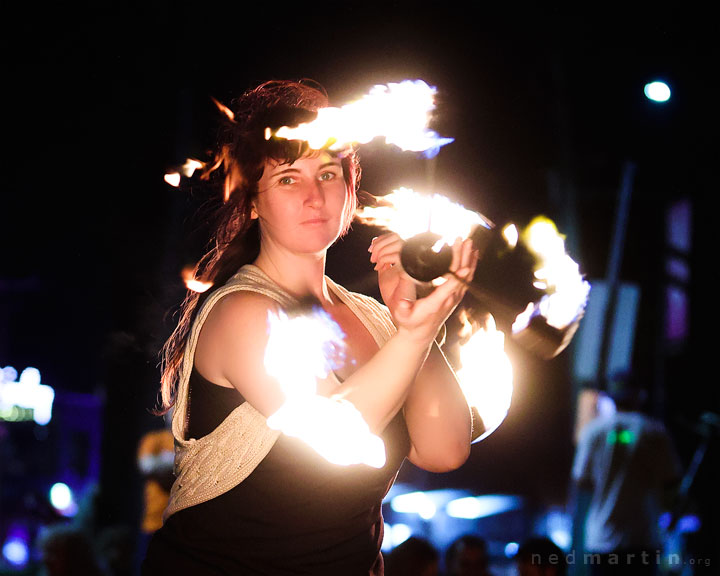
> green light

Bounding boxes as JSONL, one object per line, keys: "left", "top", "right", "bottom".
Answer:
{"left": 606, "top": 429, "right": 636, "bottom": 445}
{"left": 618, "top": 430, "right": 635, "bottom": 444}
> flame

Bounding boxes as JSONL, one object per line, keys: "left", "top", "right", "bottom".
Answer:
{"left": 457, "top": 308, "right": 474, "bottom": 341}
{"left": 211, "top": 96, "right": 235, "bottom": 122}
{"left": 263, "top": 307, "right": 386, "bottom": 468}
{"left": 181, "top": 158, "right": 204, "bottom": 177}
{"left": 164, "top": 158, "right": 205, "bottom": 187}
{"left": 181, "top": 266, "right": 212, "bottom": 293}
{"left": 264, "top": 307, "right": 347, "bottom": 399}
{"left": 164, "top": 172, "right": 181, "bottom": 187}
{"left": 270, "top": 80, "right": 454, "bottom": 157}
{"left": 516, "top": 216, "right": 590, "bottom": 330}
{"left": 356, "top": 188, "right": 489, "bottom": 247}
{"left": 502, "top": 223, "right": 519, "bottom": 248}
{"left": 455, "top": 310, "right": 513, "bottom": 441}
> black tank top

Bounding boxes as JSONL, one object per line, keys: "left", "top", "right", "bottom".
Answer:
{"left": 143, "top": 368, "right": 410, "bottom": 576}
{"left": 185, "top": 367, "right": 243, "bottom": 440}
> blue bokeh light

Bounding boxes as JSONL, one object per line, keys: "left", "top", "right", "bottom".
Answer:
{"left": 644, "top": 80, "right": 671, "bottom": 102}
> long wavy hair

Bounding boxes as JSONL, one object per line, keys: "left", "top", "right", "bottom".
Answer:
{"left": 157, "top": 79, "right": 362, "bottom": 413}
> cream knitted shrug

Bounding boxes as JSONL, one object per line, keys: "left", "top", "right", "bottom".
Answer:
{"left": 164, "top": 265, "right": 397, "bottom": 521}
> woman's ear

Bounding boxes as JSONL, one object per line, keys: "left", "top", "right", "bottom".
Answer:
{"left": 250, "top": 204, "right": 259, "bottom": 219}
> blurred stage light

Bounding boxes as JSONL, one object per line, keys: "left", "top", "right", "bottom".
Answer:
{"left": 504, "top": 541, "right": 520, "bottom": 558}
{"left": 49, "top": 482, "right": 78, "bottom": 517}
{"left": 2, "top": 536, "right": 29, "bottom": 567}
{"left": 390, "top": 491, "right": 437, "bottom": 520}
{"left": 550, "top": 528, "right": 572, "bottom": 550}
{"left": 445, "top": 494, "right": 522, "bottom": 520}
{"left": 382, "top": 523, "right": 413, "bottom": 551}
{"left": 0, "top": 365, "right": 55, "bottom": 425}
{"left": 644, "top": 81, "right": 671, "bottom": 102}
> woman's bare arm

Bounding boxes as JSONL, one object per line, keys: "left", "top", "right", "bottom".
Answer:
{"left": 193, "top": 272, "right": 469, "bottom": 440}
{"left": 370, "top": 233, "right": 477, "bottom": 472}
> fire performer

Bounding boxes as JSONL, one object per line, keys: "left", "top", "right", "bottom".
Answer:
{"left": 142, "top": 79, "right": 478, "bottom": 575}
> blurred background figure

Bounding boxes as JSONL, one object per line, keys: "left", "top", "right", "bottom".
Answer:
{"left": 36, "top": 523, "right": 103, "bottom": 576}
{"left": 515, "top": 537, "right": 566, "bottom": 576}
{"left": 571, "top": 373, "right": 681, "bottom": 575}
{"left": 136, "top": 421, "right": 174, "bottom": 568}
{"left": 136, "top": 424, "right": 174, "bottom": 534}
{"left": 95, "top": 525, "right": 136, "bottom": 576}
{"left": 445, "top": 534, "right": 494, "bottom": 576}
{"left": 385, "top": 536, "right": 439, "bottom": 576}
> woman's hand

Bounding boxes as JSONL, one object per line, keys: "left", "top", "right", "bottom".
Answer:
{"left": 369, "top": 232, "right": 417, "bottom": 318}
{"left": 370, "top": 233, "right": 479, "bottom": 346}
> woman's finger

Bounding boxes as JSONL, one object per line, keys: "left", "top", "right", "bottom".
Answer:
{"left": 369, "top": 233, "right": 404, "bottom": 263}
{"left": 455, "top": 239, "right": 477, "bottom": 281}
{"left": 369, "top": 232, "right": 401, "bottom": 252}
{"left": 448, "top": 237, "right": 463, "bottom": 273}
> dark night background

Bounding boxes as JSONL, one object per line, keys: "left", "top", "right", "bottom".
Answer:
{"left": 1, "top": 2, "right": 718, "bottom": 572}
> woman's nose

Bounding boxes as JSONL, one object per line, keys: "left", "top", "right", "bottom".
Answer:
{"left": 305, "top": 181, "right": 325, "bottom": 207}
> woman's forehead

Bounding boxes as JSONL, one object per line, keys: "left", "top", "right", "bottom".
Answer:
{"left": 265, "top": 151, "right": 341, "bottom": 171}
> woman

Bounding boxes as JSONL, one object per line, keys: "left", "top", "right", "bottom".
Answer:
{"left": 142, "top": 79, "right": 478, "bottom": 575}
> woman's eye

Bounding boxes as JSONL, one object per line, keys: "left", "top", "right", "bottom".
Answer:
{"left": 278, "top": 176, "right": 296, "bottom": 185}
{"left": 319, "top": 171, "right": 338, "bottom": 181}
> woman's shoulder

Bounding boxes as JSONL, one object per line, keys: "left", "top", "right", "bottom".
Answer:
{"left": 206, "top": 289, "right": 280, "bottom": 329}
{"left": 193, "top": 286, "right": 283, "bottom": 392}
{"left": 326, "top": 277, "right": 386, "bottom": 310}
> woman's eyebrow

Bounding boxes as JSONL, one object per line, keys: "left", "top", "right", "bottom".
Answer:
{"left": 319, "top": 161, "right": 342, "bottom": 169}
{"left": 270, "top": 167, "right": 301, "bottom": 177}
{"left": 270, "top": 161, "right": 341, "bottom": 177}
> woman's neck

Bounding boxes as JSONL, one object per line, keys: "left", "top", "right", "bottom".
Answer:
{"left": 253, "top": 246, "right": 333, "bottom": 306}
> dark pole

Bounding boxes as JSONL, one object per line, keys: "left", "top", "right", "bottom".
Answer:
{"left": 597, "top": 161, "right": 635, "bottom": 390}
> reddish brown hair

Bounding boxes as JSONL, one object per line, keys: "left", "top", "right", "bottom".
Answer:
{"left": 157, "top": 80, "right": 361, "bottom": 413}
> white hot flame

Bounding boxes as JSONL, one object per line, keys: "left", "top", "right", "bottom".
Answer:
{"left": 164, "top": 172, "right": 181, "bottom": 187}
{"left": 455, "top": 312, "right": 513, "bottom": 442}
{"left": 356, "top": 188, "right": 490, "bottom": 247}
{"left": 271, "top": 80, "right": 454, "bottom": 157}
{"left": 263, "top": 307, "right": 386, "bottom": 468}
{"left": 502, "top": 223, "right": 519, "bottom": 249}
{"left": 516, "top": 217, "right": 590, "bottom": 331}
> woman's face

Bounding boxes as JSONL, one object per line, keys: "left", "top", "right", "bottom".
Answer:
{"left": 253, "top": 151, "right": 349, "bottom": 256}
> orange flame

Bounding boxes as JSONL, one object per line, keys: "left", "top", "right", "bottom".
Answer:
{"left": 181, "top": 266, "right": 212, "bottom": 293}
{"left": 211, "top": 97, "right": 235, "bottom": 122}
